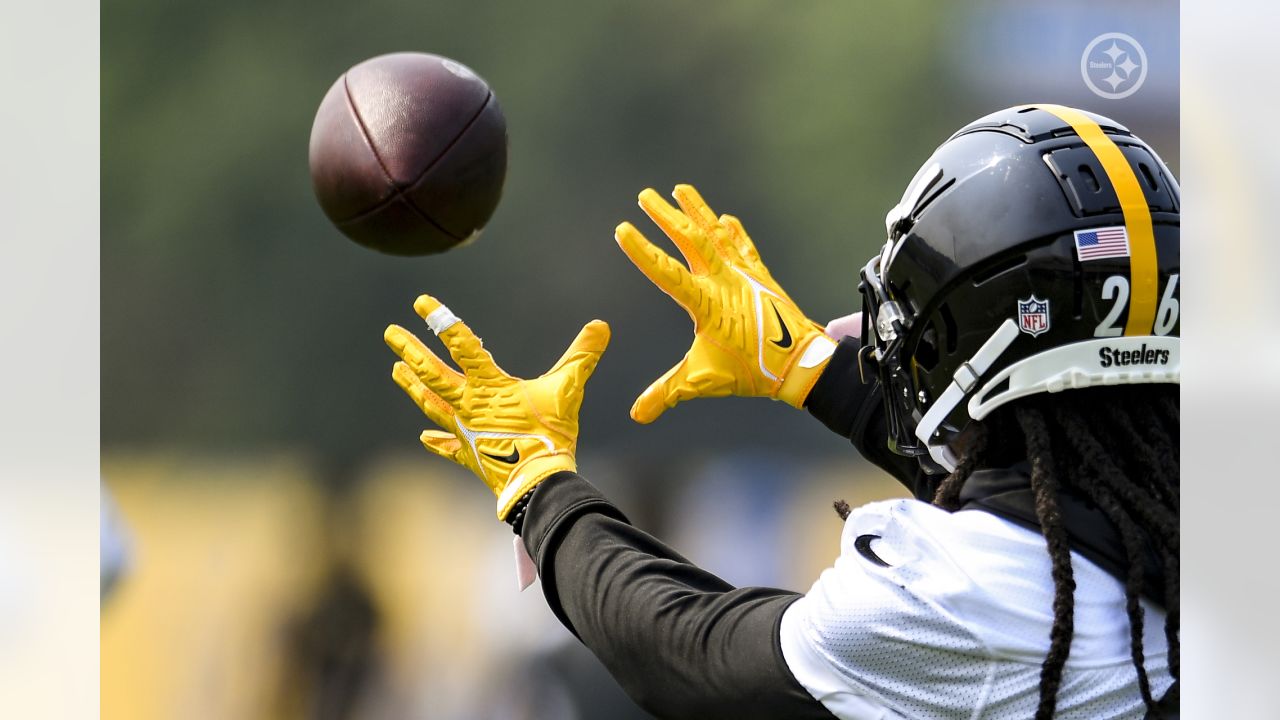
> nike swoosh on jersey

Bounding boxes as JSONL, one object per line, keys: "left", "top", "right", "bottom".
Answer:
{"left": 769, "top": 301, "right": 793, "bottom": 349}
{"left": 854, "top": 534, "right": 892, "bottom": 567}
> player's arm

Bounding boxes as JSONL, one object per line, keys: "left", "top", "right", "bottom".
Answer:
{"left": 520, "top": 472, "right": 837, "bottom": 720}
{"left": 384, "top": 296, "right": 833, "bottom": 719}
{"left": 803, "top": 323, "right": 929, "bottom": 495}
{"left": 616, "top": 185, "right": 929, "bottom": 495}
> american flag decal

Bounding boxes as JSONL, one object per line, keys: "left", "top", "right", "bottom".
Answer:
{"left": 1073, "top": 226, "right": 1131, "bottom": 262}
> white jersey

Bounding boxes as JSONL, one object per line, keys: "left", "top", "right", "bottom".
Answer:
{"left": 780, "top": 498, "right": 1172, "bottom": 719}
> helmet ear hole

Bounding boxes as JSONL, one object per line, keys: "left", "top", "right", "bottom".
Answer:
{"left": 940, "top": 303, "right": 959, "bottom": 355}
{"left": 913, "top": 304, "right": 958, "bottom": 372}
{"left": 914, "top": 323, "right": 940, "bottom": 372}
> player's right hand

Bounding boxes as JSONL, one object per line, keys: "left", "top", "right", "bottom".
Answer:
{"left": 385, "top": 294, "right": 610, "bottom": 521}
{"left": 615, "top": 184, "right": 837, "bottom": 423}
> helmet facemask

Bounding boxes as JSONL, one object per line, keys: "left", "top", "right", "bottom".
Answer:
{"left": 858, "top": 243, "right": 948, "bottom": 470}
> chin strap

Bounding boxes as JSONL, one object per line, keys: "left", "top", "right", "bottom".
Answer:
{"left": 914, "top": 319, "right": 1021, "bottom": 472}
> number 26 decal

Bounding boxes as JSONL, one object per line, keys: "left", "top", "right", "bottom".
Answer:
{"left": 1094, "top": 273, "right": 1180, "bottom": 337}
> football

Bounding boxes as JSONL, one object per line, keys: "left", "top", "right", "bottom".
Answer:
{"left": 308, "top": 52, "right": 508, "bottom": 256}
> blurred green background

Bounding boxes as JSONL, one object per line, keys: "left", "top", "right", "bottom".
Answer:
{"left": 102, "top": 1, "right": 1178, "bottom": 717}
{"left": 104, "top": 1, "right": 962, "bottom": 469}
{"left": 103, "top": 0, "right": 1178, "bottom": 469}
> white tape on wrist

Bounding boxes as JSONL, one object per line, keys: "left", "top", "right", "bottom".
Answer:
{"left": 424, "top": 305, "right": 460, "bottom": 335}
{"left": 514, "top": 535, "right": 537, "bottom": 591}
{"left": 797, "top": 335, "right": 838, "bottom": 369}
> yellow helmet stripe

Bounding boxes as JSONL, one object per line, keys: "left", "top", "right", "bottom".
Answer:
{"left": 1031, "top": 104, "right": 1158, "bottom": 336}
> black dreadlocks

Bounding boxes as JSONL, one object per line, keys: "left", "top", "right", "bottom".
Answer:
{"left": 933, "top": 384, "right": 1179, "bottom": 719}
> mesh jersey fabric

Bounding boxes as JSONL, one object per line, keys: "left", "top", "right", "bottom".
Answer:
{"left": 780, "top": 499, "right": 1172, "bottom": 720}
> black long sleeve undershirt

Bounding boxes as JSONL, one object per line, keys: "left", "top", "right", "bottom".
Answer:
{"left": 804, "top": 336, "right": 940, "bottom": 500}
{"left": 511, "top": 339, "right": 905, "bottom": 719}
{"left": 521, "top": 472, "right": 835, "bottom": 720}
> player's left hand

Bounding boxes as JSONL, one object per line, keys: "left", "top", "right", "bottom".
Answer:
{"left": 385, "top": 294, "right": 610, "bottom": 521}
{"left": 616, "top": 184, "right": 837, "bottom": 423}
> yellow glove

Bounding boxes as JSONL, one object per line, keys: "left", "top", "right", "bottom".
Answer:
{"left": 616, "top": 184, "right": 837, "bottom": 423}
{"left": 384, "top": 294, "right": 610, "bottom": 520}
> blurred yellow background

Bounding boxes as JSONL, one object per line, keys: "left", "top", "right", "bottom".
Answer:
{"left": 102, "top": 457, "right": 903, "bottom": 719}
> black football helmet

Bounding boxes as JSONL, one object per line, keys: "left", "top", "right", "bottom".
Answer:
{"left": 859, "top": 104, "right": 1180, "bottom": 472}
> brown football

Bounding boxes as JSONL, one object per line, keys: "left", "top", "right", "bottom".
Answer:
{"left": 308, "top": 52, "right": 508, "bottom": 256}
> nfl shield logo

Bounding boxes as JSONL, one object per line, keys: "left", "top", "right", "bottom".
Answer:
{"left": 1017, "top": 295, "right": 1051, "bottom": 337}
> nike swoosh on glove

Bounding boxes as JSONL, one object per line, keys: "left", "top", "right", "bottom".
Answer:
{"left": 385, "top": 294, "right": 610, "bottom": 520}
{"left": 615, "top": 184, "right": 837, "bottom": 423}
